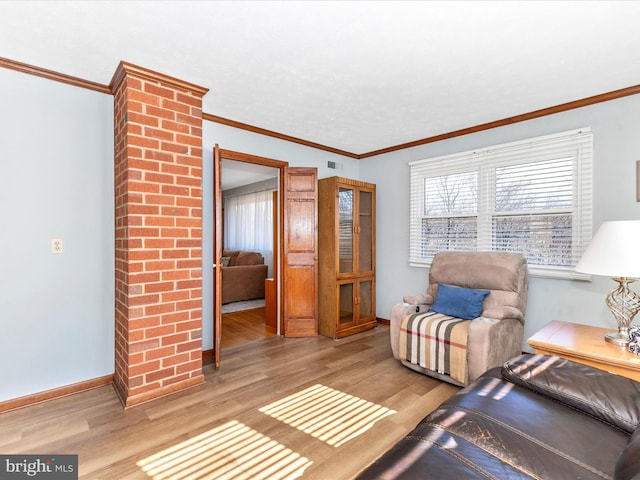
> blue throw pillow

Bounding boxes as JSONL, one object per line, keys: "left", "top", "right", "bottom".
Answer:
{"left": 430, "top": 284, "right": 490, "bottom": 320}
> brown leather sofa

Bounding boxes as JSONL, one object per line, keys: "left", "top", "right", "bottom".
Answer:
{"left": 221, "top": 250, "right": 268, "bottom": 304}
{"left": 356, "top": 354, "right": 640, "bottom": 480}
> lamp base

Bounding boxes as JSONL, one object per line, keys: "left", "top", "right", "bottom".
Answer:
{"left": 604, "top": 331, "right": 630, "bottom": 346}
{"left": 604, "top": 277, "right": 640, "bottom": 347}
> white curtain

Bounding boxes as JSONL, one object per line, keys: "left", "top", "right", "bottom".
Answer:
{"left": 224, "top": 189, "right": 274, "bottom": 276}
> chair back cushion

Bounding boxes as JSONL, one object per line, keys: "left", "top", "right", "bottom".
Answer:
{"left": 235, "top": 251, "right": 264, "bottom": 266}
{"left": 427, "top": 251, "right": 528, "bottom": 319}
{"left": 222, "top": 250, "right": 264, "bottom": 267}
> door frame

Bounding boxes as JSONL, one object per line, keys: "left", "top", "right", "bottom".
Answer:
{"left": 215, "top": 149, "right": 288, "bottom": 356}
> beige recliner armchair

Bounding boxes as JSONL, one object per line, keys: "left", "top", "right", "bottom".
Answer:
{"left": 390, "top": 251, "right": 528, "bottom": 386}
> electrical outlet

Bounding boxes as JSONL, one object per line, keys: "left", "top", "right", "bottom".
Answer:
{"left": 51, "top": 238, "right": 64, "bottom": 254}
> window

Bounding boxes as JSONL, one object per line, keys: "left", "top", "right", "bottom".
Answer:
{"left": 409, "top": 128, "right": 593, "bottom": 279}
{"left": 224, "top": 189, "right": 275, "bottom": 273}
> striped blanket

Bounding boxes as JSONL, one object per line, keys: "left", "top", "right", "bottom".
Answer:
{"left": 398, "top": 311, "right": 470, "bottom": 384}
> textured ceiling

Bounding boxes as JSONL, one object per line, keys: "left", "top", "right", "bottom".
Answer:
{"left": 221, "top": 159, "right": 277, "bottom": 191}
{"left": 1, "top": 1, "right": 640, "bottom": 155}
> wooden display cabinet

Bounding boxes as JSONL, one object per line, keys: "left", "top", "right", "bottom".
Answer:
{"left": 318, "top": 176, "right": 376, "bottom": 338}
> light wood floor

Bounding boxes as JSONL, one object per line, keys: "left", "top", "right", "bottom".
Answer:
{"left": 221, "top": 307, "right": 275, "bottom": 349}
{"left": 0, "top": 325, "right": 459, "bottom": 480}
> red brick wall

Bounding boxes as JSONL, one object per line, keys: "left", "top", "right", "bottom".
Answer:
{"left": 111, "top": 62, "right": 208, "bottom": 407}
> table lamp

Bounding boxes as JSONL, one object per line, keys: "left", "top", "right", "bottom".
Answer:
{"left": 574, "top": 220, "right": 640, "bottom": 346}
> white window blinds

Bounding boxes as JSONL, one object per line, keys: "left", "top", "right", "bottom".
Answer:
{"left": 409, "top": 128, "right": 593, "bottom": 279}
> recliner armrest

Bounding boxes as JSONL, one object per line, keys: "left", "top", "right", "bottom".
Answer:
{"left": 481, "top": 305, "right": 524, "bottom": 323}
{"left": 402, "top": 293, "right": 433, "bottom": 306}
{"left": 503, "top": 354, "right": 640, "bottom": 433}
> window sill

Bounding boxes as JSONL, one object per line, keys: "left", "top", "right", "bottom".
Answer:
{"left": 410, "top": 260, "right": 591, "bottom": 281}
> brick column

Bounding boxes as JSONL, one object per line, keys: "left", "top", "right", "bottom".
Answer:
{"left": 110, "top": 62, "right": 208, "bottom": 408}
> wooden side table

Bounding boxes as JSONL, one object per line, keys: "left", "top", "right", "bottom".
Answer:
{"left": 527, "top": 320, "right": 640, "bottom": 381}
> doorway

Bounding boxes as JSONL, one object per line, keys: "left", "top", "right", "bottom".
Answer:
{"left": 213, "top": 149, "right": 287, "bottom": 367}
{"left": 220, "top": 158, "right": 279, "bottom": 349}
{"left": 213, "top": 148, "right": 319, "bottom": 369}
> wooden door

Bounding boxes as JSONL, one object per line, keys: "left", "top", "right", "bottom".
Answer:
{"left": 282, "top": 167, "right": 318, "bottom": 337}
{"left": 212, "top": 145, "right": 223, "bottom": 369}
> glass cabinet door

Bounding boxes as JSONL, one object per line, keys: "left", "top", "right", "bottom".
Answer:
{"left": 358, "top": 279, "right": 373, "bottom": 321}
{"left": 338, "top": 282, "right": 354, "bottom": 325}
{"left": 338, "top": 187, "right": 354, "bottom": 274}
{"left": 358, "top": 189, "right": 373, "bottom": 273}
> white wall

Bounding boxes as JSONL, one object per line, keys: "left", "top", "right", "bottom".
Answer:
{"left": 0, "top": 68, "right": 114, "bottom": 402}
{"left": 360, "top": 94, "right": 640, "bottom": 350}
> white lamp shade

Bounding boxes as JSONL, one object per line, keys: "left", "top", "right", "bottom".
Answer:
{"left": 575, "top": 220, "right": 640, "bottom": 278}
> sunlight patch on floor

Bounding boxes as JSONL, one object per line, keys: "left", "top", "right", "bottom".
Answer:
{"left": 137, "top": 420, "right": 312, "bottom": 480}
{"left": 259, "top": 384, "right": 397, "bottom": 447}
